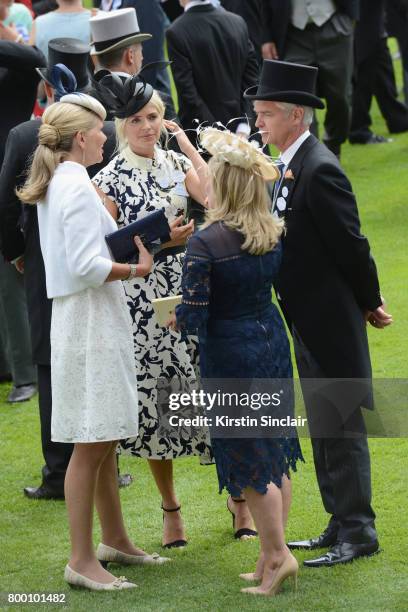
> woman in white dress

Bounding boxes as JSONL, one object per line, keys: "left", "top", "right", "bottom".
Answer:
{"left": 18, "top": 93, "right": 169, "bottom": 591}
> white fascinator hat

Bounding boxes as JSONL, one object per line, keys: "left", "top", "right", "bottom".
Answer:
{"left": 199, "top": 127, "right": 279, "bottom": 182}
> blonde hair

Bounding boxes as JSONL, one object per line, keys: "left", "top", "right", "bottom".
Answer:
{"left": 114, "top": 90, "right": 167, "bottom": 152}
{"left": 17, "top": 99, "right": 102, "bottom": 204}
{"left": 202, "top": 158, "right": 284, "bottom": 255}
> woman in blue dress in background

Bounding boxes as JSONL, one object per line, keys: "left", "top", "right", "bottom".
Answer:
{"left": 172, "top": 128, "right": 304, "bottom": 598}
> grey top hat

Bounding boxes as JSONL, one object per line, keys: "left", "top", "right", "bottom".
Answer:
{"left": 90, "top": 8, "right": 152, "bottom": 56}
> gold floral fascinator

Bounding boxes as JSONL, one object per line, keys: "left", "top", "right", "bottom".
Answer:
{"left": 199, "top": 127, "right": 280, "bottom": 182}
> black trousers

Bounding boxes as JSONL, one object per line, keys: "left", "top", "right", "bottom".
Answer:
{"left": 37, "top": 364, "right": 73, "bottom": 493}
{"left": 350, "top": 37, "right": 408, "bottom": 140}
{"left": 284, "top": 19, "right": 354, "bottom": 151}
{"left": 293, "top": 329, "right": 377, "bottom": 545}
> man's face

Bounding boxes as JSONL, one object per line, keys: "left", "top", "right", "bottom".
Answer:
{"left": 254, "top": 100, "right": 294, "bottom": 149}
{"left": 0, "top": 0, "right": 13, "bottom": 22}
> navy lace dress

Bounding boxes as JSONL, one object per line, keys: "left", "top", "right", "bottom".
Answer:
{"left": 176, "top": 222, "right": 304, "bottom": 496}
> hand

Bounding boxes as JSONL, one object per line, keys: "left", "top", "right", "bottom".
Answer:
{"left": 134, "top": 235, "right": 153, "bottom": 276}
{"left": 0, "top": 22, "right": 20, "bottom": 42}
{"left": 14, "top": 256, "right": 24, "bottom": 274}
{"left": 165, "top": 313, "right": 178, "bottom": 331}
{"left": 365, "top": 302, "right": 393, "bottom": 329}
{"left": 169, "top": 215, "right": 194, "bottom": 242}
{"left": 164, "top": 120, "right": 193, "bottom": 155}
{"left": 262, "top": 41, "right": 279, "bottom": 60}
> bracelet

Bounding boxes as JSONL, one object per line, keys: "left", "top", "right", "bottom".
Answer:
{"left": 125, "top": 263, "right": 138, "bottom": 280}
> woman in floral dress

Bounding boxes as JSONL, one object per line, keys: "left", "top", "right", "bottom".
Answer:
{"left": 93, "top": 75, "right": 212, "bottom": 548}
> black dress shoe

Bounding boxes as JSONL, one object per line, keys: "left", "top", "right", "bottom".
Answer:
{"left": 118, "top": 473, "right": 133, "bottom": 488}
{"left": 303, "top": 540, "right": 380, "bottom": 567}
{"left": 7, "top": 383, "right": 37, "bottom": 403}
{"left": 287, "top": 525, "right": 338, "bottom": 550}
{"left": 24, "top": 485, "right": 65, "bottom": 500}
{"left": 350, "top": 133, "right": 392, "bottom": 145}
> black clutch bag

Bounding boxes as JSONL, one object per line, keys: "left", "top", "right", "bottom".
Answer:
{"left": 105, "top": 209, "right": 171, "bottom": 263}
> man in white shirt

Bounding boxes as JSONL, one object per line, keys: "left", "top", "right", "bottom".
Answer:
{"left": 90, "top": 7, "right": 176, "bottom": 119}
{"left": 245, "top": 59, "right": 392, "bottom": 567}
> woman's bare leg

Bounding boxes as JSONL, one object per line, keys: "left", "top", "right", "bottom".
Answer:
{"left": 243, "top": 484, "right": 290, "bottom": 593}
{"left": 65, "top": 441, "right": 119, "bottom": 582}
{"left": 240, "top": 475, "right": 292, "bottom": 580}
{"left": 148, "top": 459, "right": 186, "bottom": 546}
{"left": 95, "top": 443, "right": 147, "bottom": 555}
{"left": 227, "top": 495, "right": 256, "bottom": 535}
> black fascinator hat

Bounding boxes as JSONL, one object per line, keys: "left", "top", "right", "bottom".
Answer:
{"left": 93, "top": 71, "right": 154, "bottom": 119}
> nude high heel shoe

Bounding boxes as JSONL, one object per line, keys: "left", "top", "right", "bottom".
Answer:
{"left": 241, "top": 553, "right": 298, "bottom": 596}
{"left": 64, "top": 565, "right": 137, "bottom": 591}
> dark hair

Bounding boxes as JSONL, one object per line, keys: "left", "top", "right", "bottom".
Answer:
{"left": 98, "top": 46, "right": 129, "bottom": 70}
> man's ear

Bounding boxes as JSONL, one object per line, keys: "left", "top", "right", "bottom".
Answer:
{"left": 293, "top": 106, "right": 305, "bottom": 125}
{"left": 44, "top": 81, "right": 54, "bottom": 103}
{"left": 124, "top": 46, "right": 134, "bottom": 67}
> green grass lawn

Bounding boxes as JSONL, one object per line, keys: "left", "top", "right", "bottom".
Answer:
{"left": 1, "top": 51, "right": 408, "bottom": 612}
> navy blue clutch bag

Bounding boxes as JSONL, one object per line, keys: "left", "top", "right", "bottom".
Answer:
{"left": 105, "top": 209, "right": 171, "bottom": 263}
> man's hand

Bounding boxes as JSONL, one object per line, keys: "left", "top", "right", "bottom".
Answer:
{"left": 262, "top": 41, "right": 279, "bottom": 60}
{"left": 366, "top": 302, "right": 393, "bottom": 329}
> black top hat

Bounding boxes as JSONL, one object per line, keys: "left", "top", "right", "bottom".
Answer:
{"left": 244, "top": 60, "right": 324, "bottom": 109}
{"left": 36, "top": 38, "right": 91, "bottom": 93}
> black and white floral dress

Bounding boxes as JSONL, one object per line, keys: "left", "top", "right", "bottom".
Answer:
{"left": 94, "top": 146, "right": 212, "bottom": 461}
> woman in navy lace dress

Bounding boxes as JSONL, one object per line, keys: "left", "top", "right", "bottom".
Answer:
{"left": 172, "top": 128, "right": 304, "bottom": 597}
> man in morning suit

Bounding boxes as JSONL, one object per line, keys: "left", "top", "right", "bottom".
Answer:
{"left": 261, "top": 0, "right": 359, "bottom": 158}
{"left": 245, "top": 59, "right": 393, "bottom": 566}
{"left": 166, "top": 0, "right": 259, "bottom": 139}
{"left": 349, "top": 0, "right": 408, "bottom": 144}
{"left": 90, "top": 8, "right": 177, "bottom": 120}
{"left": 0, "top": 21, "right": 46, "bottom": 404}
{"left": 220, "top": 0, "right": 264, "bottom": 63}
{"left": 0, "top": 38, "right": 116, "bottom": 500}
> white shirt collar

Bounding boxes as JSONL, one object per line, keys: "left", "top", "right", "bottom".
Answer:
{"left": 113, "top": 70, "right": 132, "bottom": 78}
{"left": 280, "top": 130, "right": 311, "bottom": 167}
{"left": 185, "top": 1, "right": 211, "bottom": 12}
